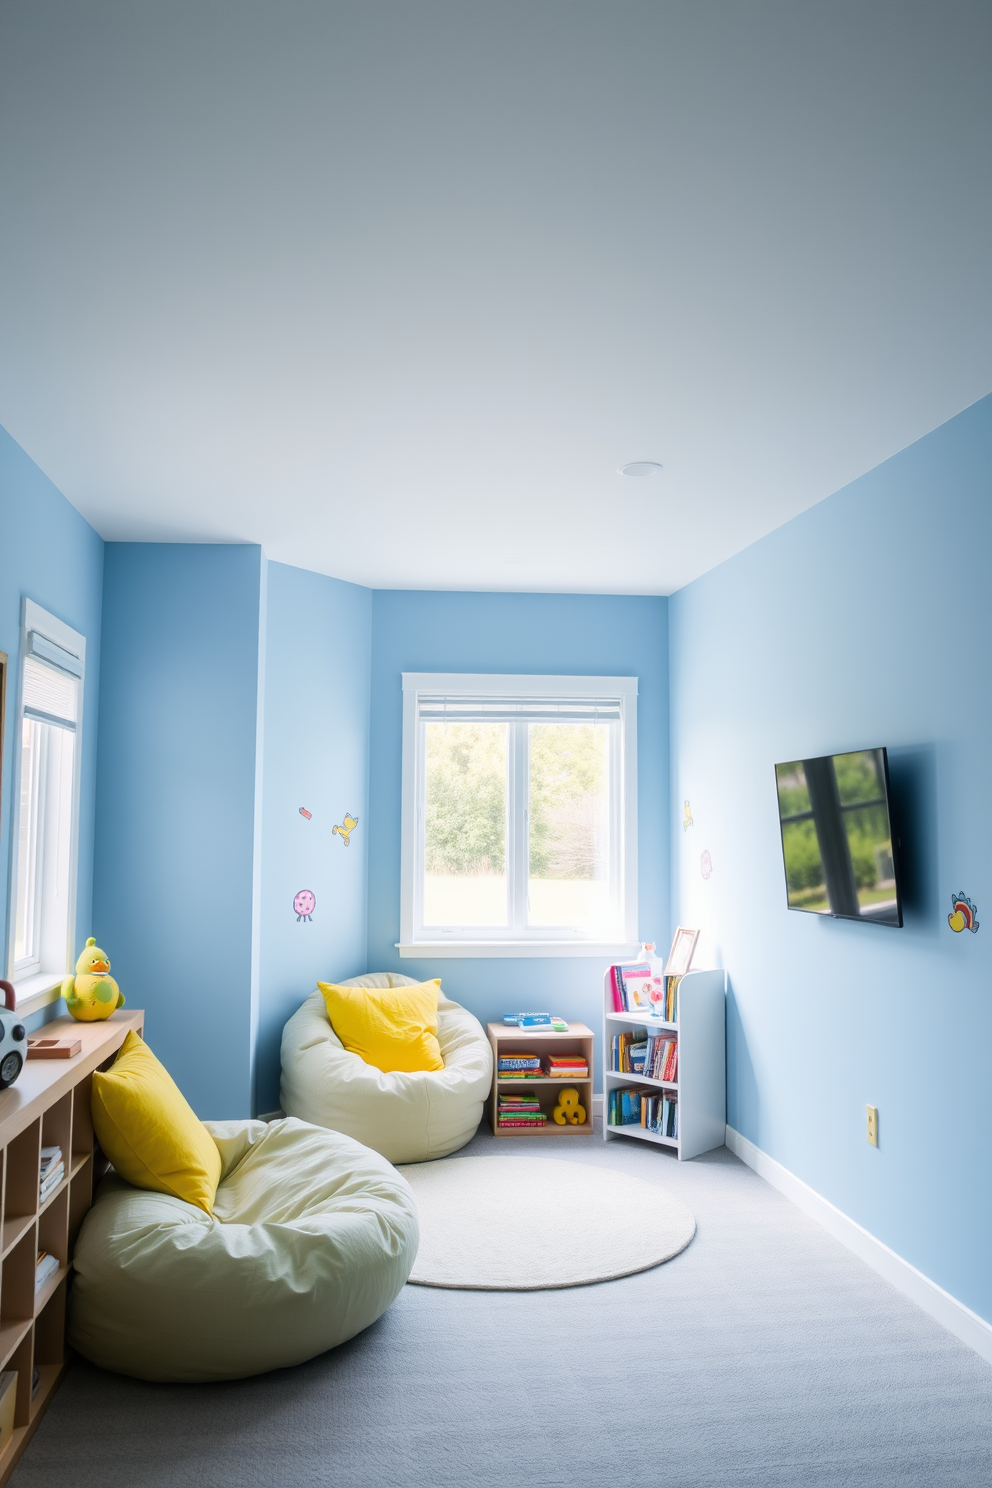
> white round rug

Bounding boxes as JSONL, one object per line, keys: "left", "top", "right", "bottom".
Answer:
{"left": 398, "top": 1155, "right": 695, "bottom": 1290}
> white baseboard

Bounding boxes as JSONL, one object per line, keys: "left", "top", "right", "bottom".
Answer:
{"left": 725, "top": 1125, "right": 992, "bottom": 1368}
{"left": 592, "top": 1093, "right": 603, "bottom": 1118}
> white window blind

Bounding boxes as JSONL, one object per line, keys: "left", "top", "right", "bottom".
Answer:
{"left": 23, "top": 653, "right": 78, "bottom": 729}
{"left": 416, "top": 694, "right": 623, "bottom": 724}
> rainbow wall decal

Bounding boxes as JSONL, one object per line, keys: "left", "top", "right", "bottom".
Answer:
{"left": 948, "top": 893, "right": 979, "bottom": 934}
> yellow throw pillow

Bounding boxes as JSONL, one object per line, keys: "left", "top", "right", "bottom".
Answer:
{"left": 318, "top": 979, "right": 445, "bottom": 1073}
{"left": 91, "top": 1029, "right": 222, "bottom": 1214}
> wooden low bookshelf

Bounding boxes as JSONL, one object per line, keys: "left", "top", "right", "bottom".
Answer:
{"left": 487, "top": 1022, "right": 595, "bottom": 1136}
{"left": 0, "top": 1009, "right": 142, "bottom": 1486}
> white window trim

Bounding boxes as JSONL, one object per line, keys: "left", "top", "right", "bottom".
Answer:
{"left": 398, "top": 672, "right": 639, "bottom": 959}
{"left": 5, "top": 599, "right": 85, "bottom": 1014}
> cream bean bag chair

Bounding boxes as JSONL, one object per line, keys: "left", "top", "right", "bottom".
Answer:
{"left": 280, "top": 973, "right": 493, "bottom": 1164}
{"left": 69, "top": 1117, "right": 418, "bottom": 1383}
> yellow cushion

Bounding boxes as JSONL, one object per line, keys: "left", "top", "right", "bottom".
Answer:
{"left": 91, "top": 1030, "right": 222, "bottom": 1214}
{"left": 317, "top": 979, "right": 445, "bottom": 1073}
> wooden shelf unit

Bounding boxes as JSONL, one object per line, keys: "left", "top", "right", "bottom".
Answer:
{"left": 0, "top": 1010, "right": 143, "bottom": 1486}
{"left": 603, "top": 968, "right": 726, "bottom": 1160}
{"left": 487, "top": 1022, "right": 595, "bottom": 1136}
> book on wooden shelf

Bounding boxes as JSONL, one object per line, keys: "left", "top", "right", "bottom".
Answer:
{"left": 500, "top": 1056, "right": 589, "bottom": 1079}
{"left": 35, "top": 1251, "right": 59, "bottom": 1291}
{"left": 545, "top": 1055, "right": 589, "bottom": 1078}
{"left": 40, "top": 1145, "right": 64, "bottom": 1201}
{"left": 497, "top": 1054, "right": 542, "bottom": 1075}
{"left": 497, "top": 1094, "right": 547, "bottom": 1129}
{"left": 502, "top": 1012, "right": 568, "bottom": 1030}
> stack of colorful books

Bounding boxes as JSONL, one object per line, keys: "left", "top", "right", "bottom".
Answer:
{"left": 608, "top": 1087, "right": 678, "bottom": 1138}
{"left": 545, "top": 1053, "right": 588, "bottom": 1079}
{"left": 497, "top": 1094, "right": 547, "bottom": 1129}
{"left": 497, "top": 1053, "right": 542, "bottom": 1080}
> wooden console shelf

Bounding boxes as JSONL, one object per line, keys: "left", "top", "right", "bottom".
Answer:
{"left": 0, "top": 1009, "right": 143, "bottom": 1486}
{"left": 487, "top": 1022, "right": 595, "bottom": 1136}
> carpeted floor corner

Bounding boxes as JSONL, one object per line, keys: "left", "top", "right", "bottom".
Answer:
{"left": 12, "top": 1122, "right": 992, "bottom": 1488}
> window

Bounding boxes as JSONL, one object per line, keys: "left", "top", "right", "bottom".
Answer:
{"left": 400, "top": 674, "right": 637, "bottom": 956}
{"left": 8, "top": 601, "right": 85, "bottom": 1004}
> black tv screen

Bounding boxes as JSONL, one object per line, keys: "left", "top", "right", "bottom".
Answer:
{"left": 775, "top": 748, "right": 902, "bottom": 926}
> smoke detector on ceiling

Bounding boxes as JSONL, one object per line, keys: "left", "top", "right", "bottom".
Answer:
{"left": 619, "top": 461, "right": 663, "bottom": 477}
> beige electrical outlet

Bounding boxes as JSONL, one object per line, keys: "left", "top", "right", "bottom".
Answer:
{"left": 866, "top": 1105, "right": 878, "bottom": 1146}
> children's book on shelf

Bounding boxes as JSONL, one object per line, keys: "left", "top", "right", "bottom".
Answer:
{"left": 619, "top": 962, "right": 655, "bottom": 1009}
{"left": 545, "top": 1054, "right": 589, "bottom": 1078}
{"left": 609, "top": 963, "right": 682, "bottom": 1022}
{"left": 502, "top": 1012, "right": 568, "bottom": 1030}
{"left": 497, "top": 1053, "right": 542, "bottom": 1079}
{"left": 35, "top": 1251, "right": 59, "bottom": 1291}
{"left": 608, "top": 1086, "right": 678, "bottom": 1138}
{"left": 611, "top": 1029, "right": 646, "bottom": 1073}
{"left": 610, "top": 1031, "right": 678, "bottom": 1080}
{"left": 40, "top": 1144, "right": 64, "bottom": 1201}
{"left": 497, "top": 1093, "right": 547, "bottom": 1128}
{"left": 648, "top": 1034, "right": 677, "bottom": 1081}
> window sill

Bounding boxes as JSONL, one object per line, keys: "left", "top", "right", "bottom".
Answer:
{"left": 8, "top": 972, "right": 65, "bottom": 1016}
{"left": 396, "top": 941, "right": 639, "bottom": 960}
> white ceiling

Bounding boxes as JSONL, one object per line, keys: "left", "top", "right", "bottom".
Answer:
{"left": 1, "top": 2, "right": 990, "bottom": 595}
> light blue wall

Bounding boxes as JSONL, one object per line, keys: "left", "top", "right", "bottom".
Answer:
{"left": 669, "top": 392, "right": 992, "bottom": 1322}
{"left": 0, "top": 425, "right": 104, "bottom": 1027}
{"left": 256, "top": 561, "right": 372, "bottom": 1114}
{"left": 94, "top": 543, "right": 265, "bottom": 1118}
{"left": 367, "top": 590, "right": 670, "bottom": 1082}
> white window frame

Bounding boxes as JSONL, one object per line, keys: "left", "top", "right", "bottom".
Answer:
{"left": 5, "top": 599, "right": 85, "bottom": 1013}
{"left": 398, "top": 673, "right": 639, "bottom": 958}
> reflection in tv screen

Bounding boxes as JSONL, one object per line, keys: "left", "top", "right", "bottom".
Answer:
{"left": 775, "top": 748, "right": 902, "bottom": 926}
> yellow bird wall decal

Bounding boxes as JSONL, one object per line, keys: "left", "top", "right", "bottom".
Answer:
{"left": 332, "top": 813, "right": 359, "bottom": 847}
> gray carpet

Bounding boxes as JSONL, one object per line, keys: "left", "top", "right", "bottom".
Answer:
{"left": 13, "top": 1124, "right": 992, "bottom": 1487}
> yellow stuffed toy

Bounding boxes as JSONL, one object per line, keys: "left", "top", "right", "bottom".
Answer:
{"left": 61, "top": 938, "right": 125, "bottom": 1022}
{"left": 552, "top": 1087, "right": 586, "bottom": 1126}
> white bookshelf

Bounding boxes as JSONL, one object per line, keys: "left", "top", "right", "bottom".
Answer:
{"left": 603, "top": 966, "right": 726, "bottom": 1160}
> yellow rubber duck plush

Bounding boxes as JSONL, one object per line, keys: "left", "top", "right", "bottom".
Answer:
{"left": 552, "top": 1088, "right": 586, "bottom": 1126}
{"left": 61, "top": 938, "right": 125, "bottom": 1022}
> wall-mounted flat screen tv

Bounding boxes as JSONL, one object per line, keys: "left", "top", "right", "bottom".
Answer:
{"left": 774, "top": 748, "right": 902, "bottom": 927}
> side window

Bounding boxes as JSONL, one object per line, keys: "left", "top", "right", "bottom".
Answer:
{"left": 8, "top": 602, "right": 85, "bottom": 1000}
